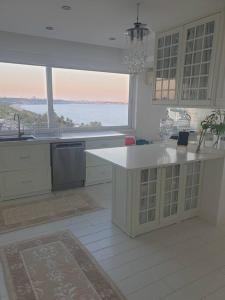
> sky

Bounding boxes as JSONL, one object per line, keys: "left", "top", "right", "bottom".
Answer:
{"left": 0, "top": 63, "right": 129, "bottom": 103}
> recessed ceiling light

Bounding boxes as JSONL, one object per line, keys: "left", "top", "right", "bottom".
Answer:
{"left": 61, "top": 5, "right": 72, "bottom": 10}
{"left": 46, "top": 26, "right": 55, "bottom": 31}
{"left": 109, "top": 37, "right": 116, "bottom": 41}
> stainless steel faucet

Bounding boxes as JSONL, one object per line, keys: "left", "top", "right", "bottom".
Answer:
{"left": 13, "top": 113, "right": 24, "bottom": 138}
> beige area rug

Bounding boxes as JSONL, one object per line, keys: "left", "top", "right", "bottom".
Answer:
{"left": 0, "top": 191, "right": 102, "bottom": 234}
{"left": 0, "top": 230, "right": 125, "bottom": 300}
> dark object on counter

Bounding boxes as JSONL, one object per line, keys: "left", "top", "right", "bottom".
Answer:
{"left": 177, "top": 131, "right": 189, "bottom": 146}
{"left": 170, "top": 134, "right": 178, "bottom": 140}
{"left": 136, "top": 139, "right": 151, "bottom": 145}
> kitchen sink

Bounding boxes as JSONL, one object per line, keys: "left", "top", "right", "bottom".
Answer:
{"left": 0, "top": 136, "right": 35, "bottom": 142}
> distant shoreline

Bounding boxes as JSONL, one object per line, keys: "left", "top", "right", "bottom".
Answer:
{"left": 0, "top": 98, "right": 127, "bottom": 105}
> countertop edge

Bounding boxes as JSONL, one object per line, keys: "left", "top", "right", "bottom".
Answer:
{"left": 86, "top": 145, "right": 225, "bottom": 170}
{"left": 0, "top": 131, "right": 125, "bottom": 146}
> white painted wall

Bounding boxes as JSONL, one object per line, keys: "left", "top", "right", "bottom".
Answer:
{"left": 0, "top": 31, "right": 126, "bottom": 73}
{"left": 135, "top": 72, "right": 167, "bottom": 141}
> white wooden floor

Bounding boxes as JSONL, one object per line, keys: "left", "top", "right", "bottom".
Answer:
{"left": 1, "top": 183, "right": 225, "bottom": 300}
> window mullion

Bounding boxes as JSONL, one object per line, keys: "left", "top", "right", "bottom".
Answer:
{"left": 46, "top": 67, "right": 55, "bottom": 128}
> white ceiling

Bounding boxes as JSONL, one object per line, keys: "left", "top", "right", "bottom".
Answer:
{"left": 0, "top": 0, "right": 224, "bottom": 49}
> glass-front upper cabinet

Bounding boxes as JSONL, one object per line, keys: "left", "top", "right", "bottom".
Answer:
{"left": 179, "top": 15, "right": 220, "bottom": 106}
{"left": 153, "top": 28, "right": 182, "bottom": 104}
{"left": 152, "top": 13, "right": 221, "bottom": 107}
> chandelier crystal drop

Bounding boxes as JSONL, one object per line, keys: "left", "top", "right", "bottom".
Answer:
{"left": 124, "top": 3, "right": 150, "bottom": 74}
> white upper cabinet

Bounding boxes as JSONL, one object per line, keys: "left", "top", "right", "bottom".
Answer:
{"left": 215, "top": 13, "right": 225, "bottom": 107}
{"left": 153, "top": 28, "right": 182, "bottom": 104}
{"left": 179, "top": 15, "right": 220, "bottom": 106}
{"left": 153, "top": 13, "right": 222, "bottom": 107}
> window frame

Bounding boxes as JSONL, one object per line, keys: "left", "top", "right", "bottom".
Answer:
{"left": 0, "top": 62, "right": 134, "bottom": 133}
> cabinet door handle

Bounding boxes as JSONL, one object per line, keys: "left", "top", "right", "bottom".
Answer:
{"left": 20, "top": 155, "right": 30, "bottom": 160}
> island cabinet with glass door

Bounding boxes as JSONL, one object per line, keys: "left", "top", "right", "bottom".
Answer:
{"left": 87, "top": 144, "right": 225, "bottom": 238}
{"left": 152, "top": 12, "right": 222, "bottom": 107}
{"left": 112, "top": 161, "right": 203, "bottom": 237}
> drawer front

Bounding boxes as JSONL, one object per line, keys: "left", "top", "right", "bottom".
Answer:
{"left": 86, "top": 165, "right": 112, "bottom": 185}
{"left": 86, "top": 152, "right": 110, "bottom": 167}
{"left": 86, "top": 138, "right": 124, "bottom": 150}
{"left": 1, "top": 168, "right": 51, "bottom": 198}
{"left": 0, "top": 144, "right": 50, "bottom": 171}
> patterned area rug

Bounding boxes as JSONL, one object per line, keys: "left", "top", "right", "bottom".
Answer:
{"left": 0, "top": 191, "right": 101, "bottom": 234}
{"left": 0, "top": 231, "right": 125, "bottom": 300}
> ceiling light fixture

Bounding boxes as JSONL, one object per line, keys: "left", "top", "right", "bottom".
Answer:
{"left": 46, "top": 26, "right": 54, "bottom": 31}
{"left": 61, "top": 5, "right": 72, "bottom": 10}
{"left": 124, "top": 2, "right": 151, "bottom": 74}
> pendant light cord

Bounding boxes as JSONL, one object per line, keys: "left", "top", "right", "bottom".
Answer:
{"left": 136, "top": 2, "right": 140, "bottom": 23}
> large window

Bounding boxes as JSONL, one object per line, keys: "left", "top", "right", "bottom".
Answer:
{"left": 52, "top": 68, "right": 130, "bottom": 128}
{"left": 0, "top": 62, "right": 47, "bottom": 131}
{"left": 0, "top": 63, "right": 131, "bottom": 131}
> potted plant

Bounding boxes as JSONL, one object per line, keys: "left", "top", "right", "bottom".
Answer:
{"left": 210, "top": 110, "right": 225, "bottom": 148}
{"left": 196, "top": 113, "right": 215, "bottom": 152}
{"left": 196, "top": 110, "right": 225, "bottom": 152}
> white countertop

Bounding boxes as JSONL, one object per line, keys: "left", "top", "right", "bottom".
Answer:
{"left": 86, "top": 143, "right": 225, "bottom": 170}
{"left": 0, "top": 131, "right": 125, "bottom": 146}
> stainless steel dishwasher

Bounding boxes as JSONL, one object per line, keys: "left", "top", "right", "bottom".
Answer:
{"left": 51, "top": 141, "right": 86, "bottom": 191}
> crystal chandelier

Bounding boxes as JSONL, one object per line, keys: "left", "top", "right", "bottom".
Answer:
{"left": 124, "top": 3, "right": 150, "bottom": 74}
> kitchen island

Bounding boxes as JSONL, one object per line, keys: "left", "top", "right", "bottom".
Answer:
{"left": 87, "top": 144, "right": 225, "bottom": 237}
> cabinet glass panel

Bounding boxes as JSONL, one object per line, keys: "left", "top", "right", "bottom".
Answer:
{"left": 139, "top": 168, "right": 158, "bottom": 225}
{"left": 184, "top": 162, "right": 201, "bottom": 211}
{"left": 181, "top": 20, "right": 215, "bottom": 102}
{"left": 162, "top": 165, "right": 180, "bottom": 218}
{"left": 154, "top": 32, "right": 180, "bottom": 102}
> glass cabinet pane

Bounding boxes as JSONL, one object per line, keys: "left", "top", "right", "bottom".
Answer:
{"left": 150, "top": 168, "right": 157, "bottom": 180}
{"left": 140, "top": 198, "right": 148, "bottom": 210}
{"left": 148, "top": 210, "right": 156, "bottom": 222}
{"left": 140, "top": 184, "right": 148, "bottom": 197}
{"left": 158, "top": 37, "right": 164, "bottom": 48}
{"left": 141, "top": 169, "right": 149, "bottom": 182}
{"left": 205, "top": 21, "right": 214, "bottom": 34}
{"left": 187, "top": 27, "right": 195, "bottom": 40}
{"left": 193, "top": 52, "right": 202, "bottom": 64}
{"left": 196, "top": 25, "right": 204, "bottom": 37}
{"left": 172, "top": 33, "right": 179, "bottom": 44}
{"left": 139, "top": 212, "right": 148, "bottom": 224}
{"left": 149, "top": 196, "right": 156, "bottom": 208}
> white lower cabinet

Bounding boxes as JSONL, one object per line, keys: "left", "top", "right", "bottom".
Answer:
{"left": 112, "top": 161, "right": 202, "bottom": 237}
{"left": 86, "top": 137, "right": 124, "bottom": 186}
{"left": 86, "top": 165, "right": 112, "bottom": 186}
{"left": 1, "top": 168, "right": 51, "bottom": 199}
{"left": 0, "top": 143, "right": 51, "bottom": 201}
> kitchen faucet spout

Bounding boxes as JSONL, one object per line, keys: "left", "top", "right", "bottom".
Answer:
{"left": 13, "top": 113, "right": 24, "bottom": 138}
